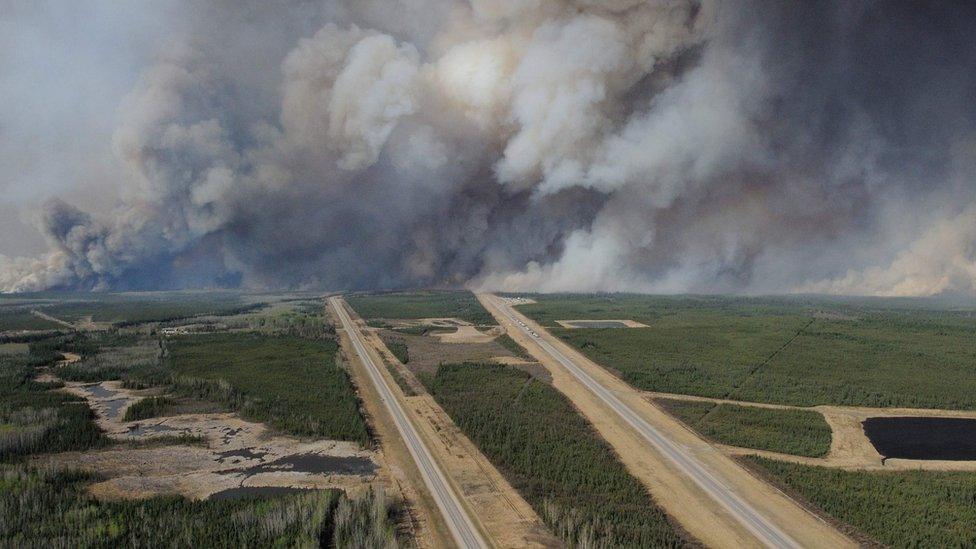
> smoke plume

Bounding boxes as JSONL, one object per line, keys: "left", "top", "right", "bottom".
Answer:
{"left": 2, "top": 1, "right": 976, "bottom": 296}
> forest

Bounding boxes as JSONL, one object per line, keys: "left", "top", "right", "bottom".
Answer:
{"left": 656, "top": 398, "right": 832, "bottom": 457}
{"left": 517, "top": 294, "right": 976, "bottom": 408}
{"left": 747, "top": 457, "right": 976, "bottom": 548}
{"left": 346, "top": 291, "right": 494, "bottom": 325}
{"left": 424, "top": 362, "right": 691, "bottom": 548}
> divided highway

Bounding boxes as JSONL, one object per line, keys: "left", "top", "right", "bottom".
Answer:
{"left": 481, "top": 294, "right": 803, "bottom": 549}
{"left": 330, "top": 297, "right": 487, "bottom": 549}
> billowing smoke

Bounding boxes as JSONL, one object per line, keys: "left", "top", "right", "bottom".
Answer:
{"left": 2, "top": 1, "right": 976, "bottom": 296}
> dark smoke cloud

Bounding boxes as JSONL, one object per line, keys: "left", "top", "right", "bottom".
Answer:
{"left": 2, "top": 0, "right": 975, "bottom": 296}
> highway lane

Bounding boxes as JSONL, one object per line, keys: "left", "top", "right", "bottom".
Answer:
{"left": 481, "top": 294, "right": 802, "bottom": 549}
{"left": 330, "top": 297, "right": 487, "bottom": 549}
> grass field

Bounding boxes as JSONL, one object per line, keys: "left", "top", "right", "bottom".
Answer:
{"left": 347, "top": 291, "right": 494, "bottom": 325}
{"left": 516, "top": 294, "right": 976, "bottom": 408}
{"left": 656, "top": 398, "right": 831, "bottom": 457}
{"left": 745, "top": 457, "right": 976, "bottom": 547}
{"left": 424, "top": 362, "right": 690, "bottom": 548}
{"left": 0, "top": 309, "right": 62, "bottom": 331}
{"left": 165, "top": 333, "right": 369, "bottom": 444}
{"left": 0, "top": 343, "right": 28, "bottom": 355}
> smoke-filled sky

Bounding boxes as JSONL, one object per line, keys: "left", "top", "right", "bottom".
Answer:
{"left": 2, "top": 0, "right": 975, "bottom": 296}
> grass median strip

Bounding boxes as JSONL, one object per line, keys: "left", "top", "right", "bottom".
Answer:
{"left": 657, "top": 398, "right": 832, "bottom": 457}
{"left": 423, "top": 362, "right": 692, "bottom": 548}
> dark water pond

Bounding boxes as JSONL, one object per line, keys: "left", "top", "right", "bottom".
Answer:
{"left": 103, "top": 399, "right": 127, "bottom": 420}
{"left": 208, "top": 486, "right": 321, "bottom": 500}
{"left": 863, "top": 416, "right": 976, "bottom": 460}
{"left": 565, "top": 320, "right": 630, "bottom": 328}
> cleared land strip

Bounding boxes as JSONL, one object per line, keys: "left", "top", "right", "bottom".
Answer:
{"left": 31, "top": 309, "right": 78, "bottom": 330}
{"left": 330, "top": 297, "right": 488, "bottom": 549}
{"left": 479, "top": 293, "right": 854, "bottom": 549}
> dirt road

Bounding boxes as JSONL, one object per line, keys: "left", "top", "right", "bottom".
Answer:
{"left": 31, "top": 309, "right": 77, "bottom": 330}
{"left": 479, "top": 293, "right": 855, "bottom": 549}
{"left": 331, "top": 297, "right": 488, "bottom": 549}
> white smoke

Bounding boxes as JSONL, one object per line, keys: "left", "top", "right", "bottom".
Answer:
{"left": 2, "top": 0, "right": 975, "bottom": 297}
{"left": 799, "top": 203, "right": 976, "bottom": 296}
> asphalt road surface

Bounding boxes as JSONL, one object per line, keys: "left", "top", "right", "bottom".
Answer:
{"left": 482, "top": 294, "right": 802, "bottom": 549}
{"left": 331, "top": 297, "right": 487, "bottom": 549}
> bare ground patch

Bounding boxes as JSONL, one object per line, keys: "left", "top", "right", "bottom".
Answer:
{"left": 374, "top": 328, "right": 517, "bottom": 377}
{"left": 555, "top": 319, "right": 649, "bottom": 329}
{"left": 40, "top": 380, "right": 380, "bottom": 500}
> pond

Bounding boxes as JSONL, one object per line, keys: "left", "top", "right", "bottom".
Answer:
{"left": 863, "top": 416, "right": 976, "bottom": 460}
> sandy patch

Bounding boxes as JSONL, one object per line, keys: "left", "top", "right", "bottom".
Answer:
{"left": 555, "top": 319, "right": 649, "bottom": 329}
{"left": 490, "top": 356, "right": 533, "bottom": 365}
{"left": 57, "top": 352, "right": 82, "bottom": 366}
{"left": 500, "top": 297, "right": 536, "bottom": 306}
{"left": 435, "top": 325, "right": 502, "bottom": 344}
{"left": 379, "top": 317, "right": 472, "bottom": 329}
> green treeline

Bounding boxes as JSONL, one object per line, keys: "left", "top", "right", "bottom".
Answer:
{"left": 0, "top": 355, "right": 107, "bottom": 462}
{"left": 347, "top": 292, "right": 494, "bottom": 325}
{"left": 122, "top": 396, "right": 179, "bottom": 422}
{"left": 493, "top": 333, "right": 532, "bottom": 360}
{"left": 165, "top": 333, "right": 370, "bottom": 445}
{"left": 424, "top": 362, "right": 691, "bottom": 548}
{"left": 1, "top": 464, "right": 405, "bottom": 548}
{"left": 657, "top": 398, "right": 832, "bottom": 457}
{"left": 379, "top": 333, "right": 409, "bottom": 364}
{"left": 519, "top": 294, "right": 976, "bottom": 408}
{"left": 746, "top": 457, "right": 976, "bottom": 548}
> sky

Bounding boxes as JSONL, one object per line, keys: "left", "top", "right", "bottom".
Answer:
{"left": 2, "top": 0, "right": 975, "bottom": 296}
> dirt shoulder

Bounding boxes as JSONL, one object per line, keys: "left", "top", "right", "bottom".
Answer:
{"left": 478, "top": 293, "right": 855, "bottom": 549}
